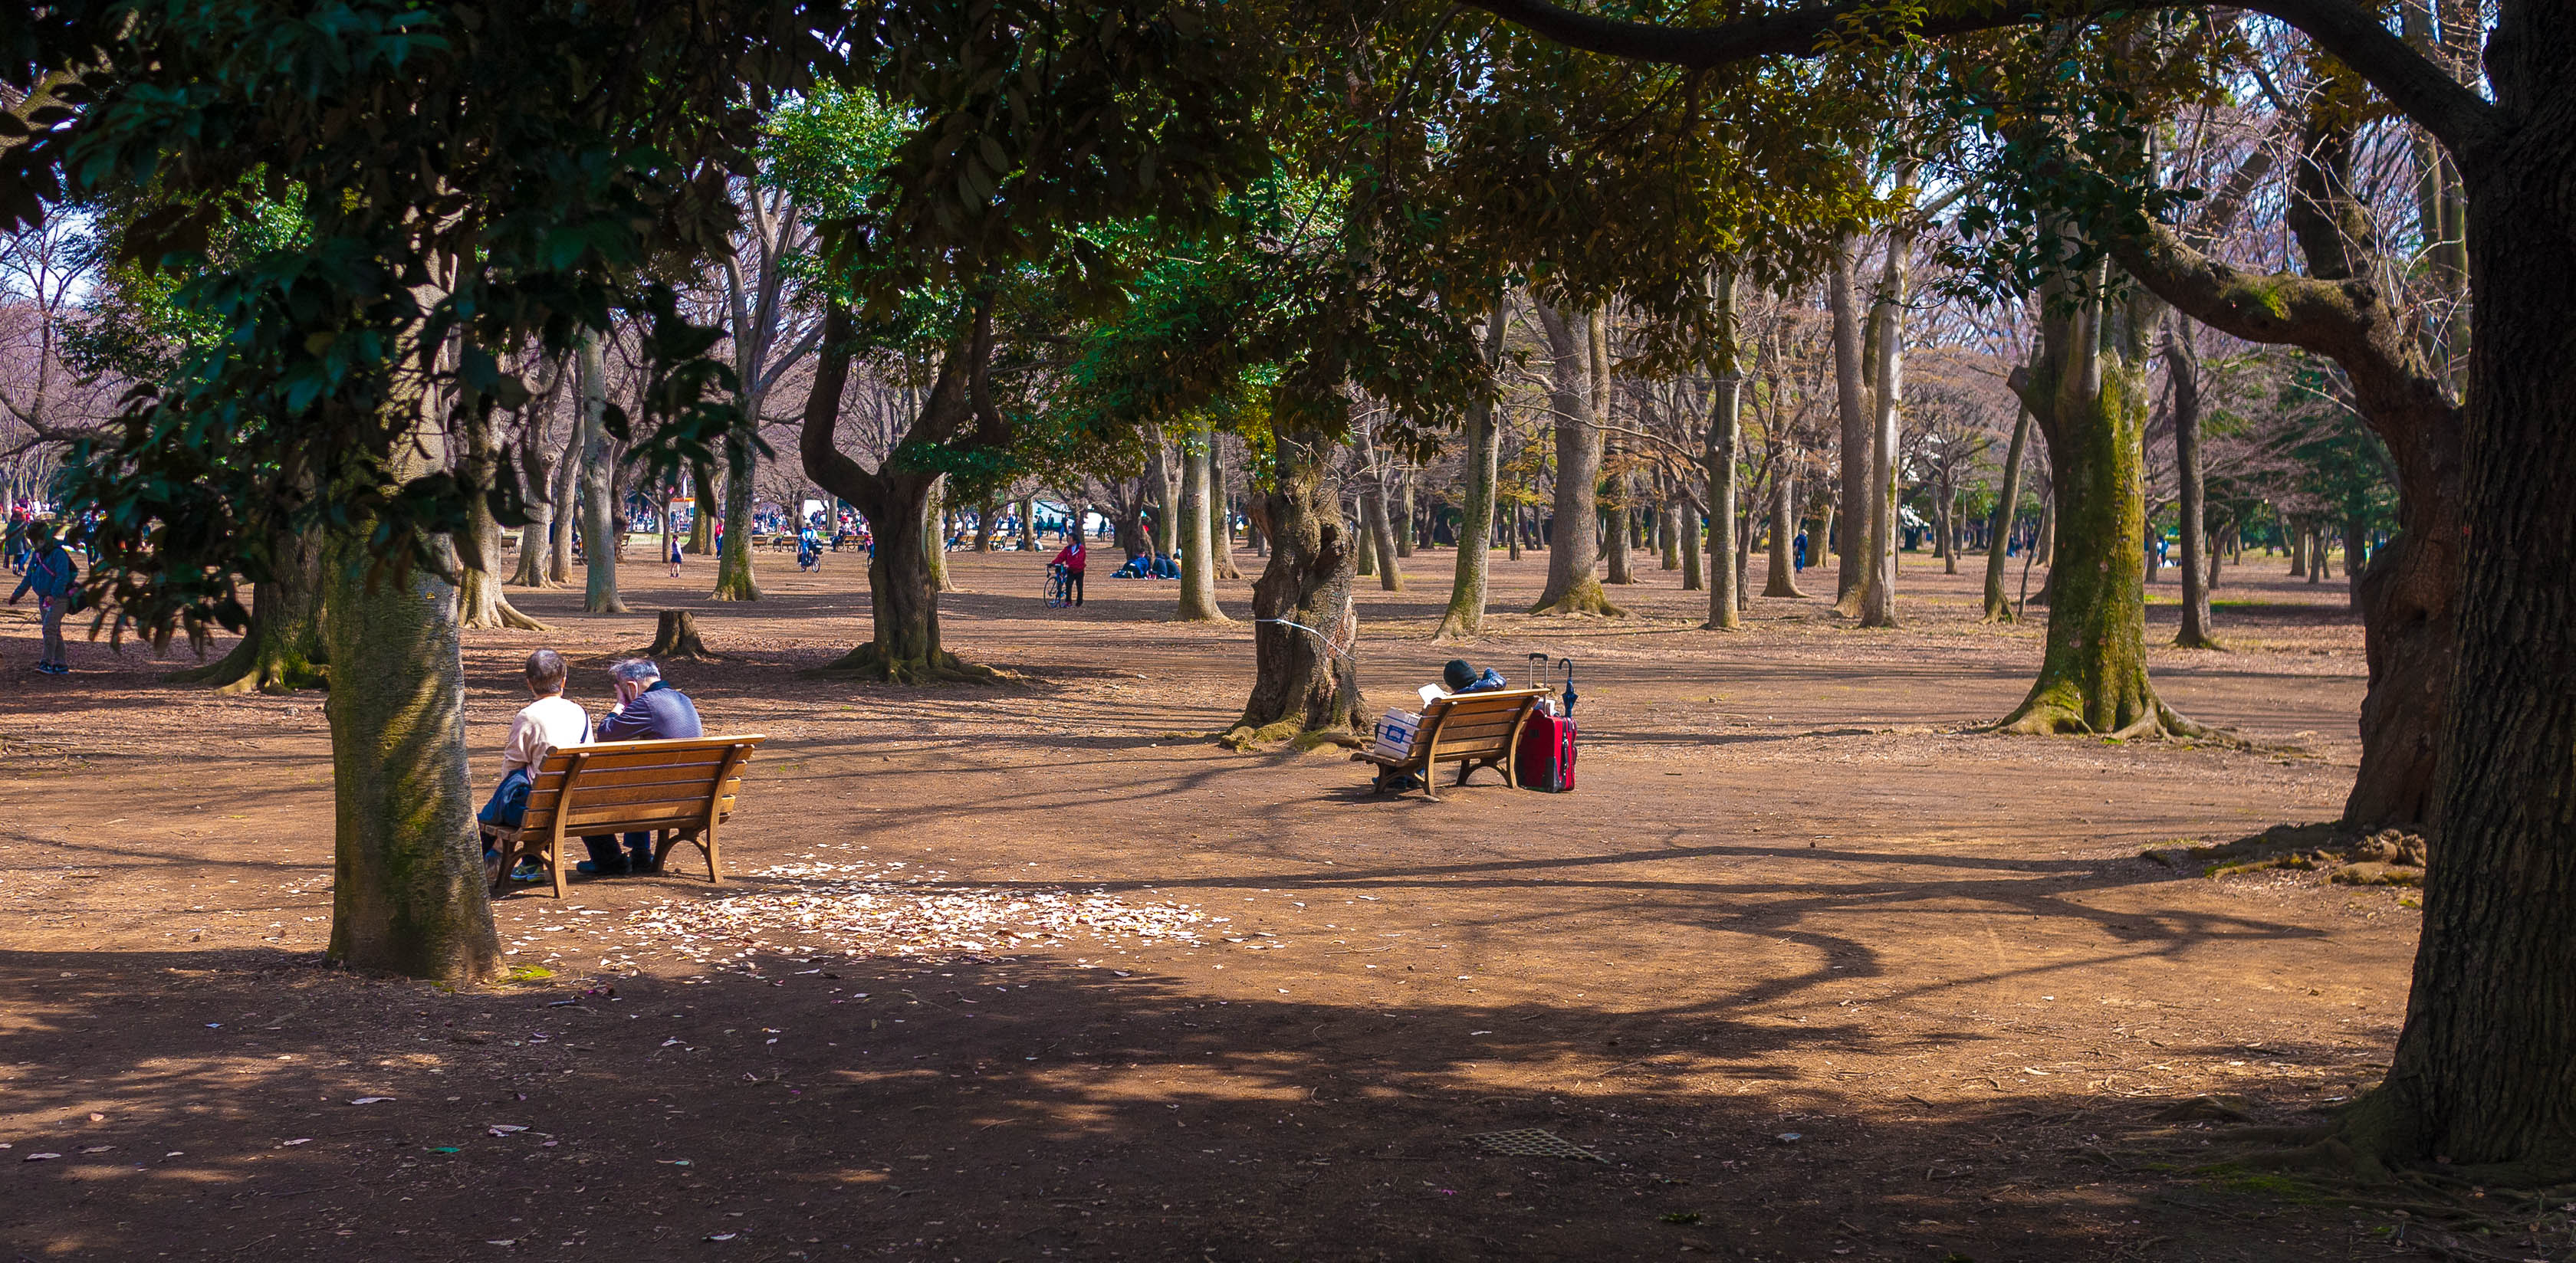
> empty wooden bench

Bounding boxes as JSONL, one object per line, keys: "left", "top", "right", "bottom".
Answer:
{"left": 483, "top": 734, "right": 765, "bottom": 898}
{"left": 1351, "top": 687, "right": 1551, "bottom": 801}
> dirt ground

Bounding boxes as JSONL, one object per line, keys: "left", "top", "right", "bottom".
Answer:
{"left": 0, "top": 539, "right": 2486, "bottom": 1261}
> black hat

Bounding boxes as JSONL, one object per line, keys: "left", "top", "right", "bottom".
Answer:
{"left": 1442, "top": 659, "right": 1476, "bottom": 692}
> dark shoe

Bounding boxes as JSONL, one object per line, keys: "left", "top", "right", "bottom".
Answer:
{"left": 628, "top": 853, "right": 660, "bottom": 874}
{"left": 575, "top": 858, "right": 629, "bottom": 878}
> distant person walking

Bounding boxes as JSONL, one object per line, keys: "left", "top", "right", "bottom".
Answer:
{"left": 1050, "top": 534, "right": 1086, "bottom": 607}
{"left": 9, "top": 524, "right": 79, "bottom": 675}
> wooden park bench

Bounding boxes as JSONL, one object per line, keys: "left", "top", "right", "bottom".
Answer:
{"left": 1350, "top": 687, "right": 1552, "bottom": 801}
{"left": 483, "top": 734, "right": 766, "bottom": 899}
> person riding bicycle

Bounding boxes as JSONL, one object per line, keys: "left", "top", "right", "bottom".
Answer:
{"left": 1049, "top": 533, "right": 1086, "bottom": 607}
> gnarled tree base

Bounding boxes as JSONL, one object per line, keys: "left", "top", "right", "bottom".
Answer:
{"left": 642, "top": 610, "right": 715, "bottom": 661}
{"left": 1219, "top": 717, "right": 1365, "bottom": 752}
{"left": 1530, "top": 579, "right": 1626, "bottom": 617}
{"left": 167, "top": 637, "right": 329, "bottom": 695}
{"left": 805, "top": 641, "right": 1001, "bottom": 686}
{"left": 1993, "top": 684, "right": 2203, "bottom": 740}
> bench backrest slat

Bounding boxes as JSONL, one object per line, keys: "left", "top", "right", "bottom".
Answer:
{"left": 1418, "top": 688, "right": 1549, "bottom": 759}
{"left": 519, "top": 736, "right": 764, "bottom": 835}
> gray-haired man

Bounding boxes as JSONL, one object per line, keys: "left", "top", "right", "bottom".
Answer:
{"left": 577, "top": 658, "right": 705, "bottom": 876}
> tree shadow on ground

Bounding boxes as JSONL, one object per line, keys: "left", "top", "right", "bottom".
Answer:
{"left": 0, "top": 920, "right": 2451, "bottom": 1262}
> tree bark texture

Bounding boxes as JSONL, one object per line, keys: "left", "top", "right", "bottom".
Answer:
{"left": 1178, "top": 439, "right": 1227, "bottom": 621}
{"left": 1999, "top": 259, "right": 2186, "bottom": 737}
{"left": 1983, "top": 403, "right": 2034, "bottom": 622}
{"left": 1828, "top": 236, "right": 1872, "bottom": 612}
{"left": 2167, "top": 317, "right": 2217, "bottom": 648}
{"left": 575, "top": 337, "right": 627, "bottom": 615}
{"left": 710, "top": 438, "right": 761, "bottom": 601}
{"left": 1234, "top": 388, "right": 1365, "bottom": 740}
{"left": 1763, "top": 466, "right": 1805, "bottom": 597}
{"left": 1530, "top": 302, "right": 1618, "bottom": 615}
{"left": 170, "top": 517, "right": 330, "bottom": 694}
{"left": 1704, "top": 273, "right": 1743, "bottom": 630}
{"left": 1860, "top": 200, "right": 1914, "bottom": 628}
{"left": 1437, "top": 307, "right": 1509, "bottom": 640}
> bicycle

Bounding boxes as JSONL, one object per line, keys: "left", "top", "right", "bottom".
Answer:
{"left": 1043, "top": 562, "right": 1074, "bottom": 609}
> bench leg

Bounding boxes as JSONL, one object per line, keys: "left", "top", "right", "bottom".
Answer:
{"left": 547, "top": 838, "right": 568, "bottom": 900}
{"left": 1418, "top": 761, "right": 1440, "bottom": 802}
{"left": 701, "top": 819, "right": 722, "bottom": 884}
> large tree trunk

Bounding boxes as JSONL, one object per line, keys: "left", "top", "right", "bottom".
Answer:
{"left": 1530, "top": 302, "right": 1619, "bottom": 614}
{"left": 1763, "top": 464, "right": 1805, "bottom": 597}
{"left": 1359, "top": 430, "right": 1403, "bottom": 592}
{"left": 1437, "top": 308, "right": 1509, "bottom": 639}
{"left": 2342, "top": 105, "right": 2576, "bottom": 1176}
{"left": 575, "top": 337, "right": 627, "bottom": 614}
{"left": 1704, "top": 273, "right": 1743, "bottom": 629}
{"left": 1233, "top": 388, "right": 1364, "bottom": 743}
{"left": 455, "top": 407, "right": 547, "bottom": 632}
{"left": 1983, "top": 403, "right": 2034, "bottom": 622}
{"left": 1680, "top": 497, "right": 1704, "bottom": 591}
{"left": 509, "top": 429, "right": 559, "bottom": 589}
{"left": 1828, "top": 236, "right": 1872, "bottom": 612}
{"left": 924, "top": 476, "right": 957, "bottom": 594}
{"left": 1999, "top": 258, "right": 2190, "bottom": 738}
{"left": 1178, "top": 439, "right": 1228, "bottom": 621}
{"left": 1394, "top": 471, "right": 1415, "bottom": 559}
{"left": 170, "top": 517, "right": 329, "bottom": 694}
{"left": 322, "top": 343, "right": 501, "bottom": 983}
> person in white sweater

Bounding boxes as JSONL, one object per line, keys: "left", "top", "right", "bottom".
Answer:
{"left": 481, "top": 650, "right": 590, "bottom": 878}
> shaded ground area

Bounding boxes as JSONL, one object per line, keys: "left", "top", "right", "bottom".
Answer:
{"left": 0, "top": 545, "right": 2476, "bottom": 1261}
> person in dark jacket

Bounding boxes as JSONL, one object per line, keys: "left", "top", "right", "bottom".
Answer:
{"left": 1441, "top": 658, "right": 1508, "bottom": 695}
{"left": 577, "top": 657, "right": 705, "bottom": 876}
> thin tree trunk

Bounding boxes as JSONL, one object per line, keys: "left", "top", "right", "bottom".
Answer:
{"left": 1705, "top": 273, "right": 1743, "bottom": 630}
{"left": 549, "top": 430, "right": 582, "bottom": 581}
{"left": 577, "top": 336, "right": 627, "bottom": 615}
{"left": 1860, "top": 202, "right": 1914, "bottom": 629}
{"left": 1178, "top": 439, "right": 1227, "bottom": 621}
{"left": 1764, "top": 464, "right": 1805, "bottom": 597}
{"left": 1829, "top": 235, "right": 1872, "bottom": 612}
{"left": 2168, "top": 317, "right": 2217, "bottom": 647}
{"left": 924, "top": 476, "right": 956, "bottom": 593}
{"left": 1438, "top": 307, "right": 1508, "bottom": 639}
{"left": 1983, "top": 403, "right": 2034, "bottom": 622}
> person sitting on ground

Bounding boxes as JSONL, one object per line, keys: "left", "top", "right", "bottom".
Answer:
{"left": 1049, "top": 533, "right": 1086, "bottom": 607}
{"left": 577, "top": 657, "right": 705, "bottom": 877}
{"left": 1112, "top": 551, "right": 1152, "bottom": 579}
{"left": 1152, "top": 552, "right": 1181, "bottom": 579}
{"left": 481, "top": 649, "right": 591, "bottom": 882}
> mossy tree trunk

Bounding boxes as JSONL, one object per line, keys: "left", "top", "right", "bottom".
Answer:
{"left": 1437, "top": 307, "right": 1509, "bottom": 639}
{"left": 1530, "top": 301, "right": 1619, "bottom": 615}
{"left": 1234, "top": 385, "right": 1365, "bottom": 742}
{"left": 1999, "top": 258, "right": 2190, "bottom": 737}
{"left": 455, "top": 408, "right": 547, "bottom": 631}
{"left": 1603, "top": 465, "right": 1636, "bottom": 585}
{"left": 688, "top": 465, "right": 716, "bottom": 555}
{"left": 321, "top": 340, "right": 501, "bottom": 983}
{"left": 924, "top": 476, "right": 957, "bottom": 594}
{"left": 710, "top": 436, "right": 761, "bottom": 601}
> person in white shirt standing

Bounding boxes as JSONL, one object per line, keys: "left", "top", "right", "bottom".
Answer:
{"left": 480, "top": 649, "right": 590, "bottom": 881}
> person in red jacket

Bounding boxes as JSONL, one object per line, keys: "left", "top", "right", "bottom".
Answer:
{"left": 1049, "top": 533, "right": 1086, "bottom": 607}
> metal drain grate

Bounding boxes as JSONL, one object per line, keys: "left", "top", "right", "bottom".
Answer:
{"left": 1469, "top": 1128, "right": 1605, "bottom": 1162}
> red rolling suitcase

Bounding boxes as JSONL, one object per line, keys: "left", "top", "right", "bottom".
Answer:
{"left": 1516, "top": 710, "right": 1576, "bottom": 792}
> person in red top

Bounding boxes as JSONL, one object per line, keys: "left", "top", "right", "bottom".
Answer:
{"left": 1049, "top": 533, "right": 1086, "bottom": 607}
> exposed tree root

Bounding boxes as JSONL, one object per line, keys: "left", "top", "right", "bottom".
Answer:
{"left": 638, "top": 610, "right": 717, "bottom": 661}
{"left": 166, "top": 639, "right": 329, "bottom": 695}
{"left": 1528, "top": 579, "right": 1627, "bottom": 617}
{"left": 1218, "top": 717, "right": 1365, "bottom": 752}
{"left": 2173, "top": 628, "right": 2223, "bottom": 650}
{"left": 803, "top": 642, "right": 1003, "bottom": 685}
